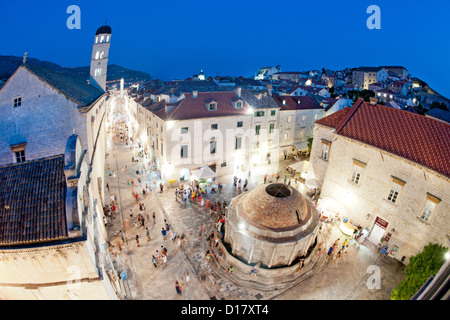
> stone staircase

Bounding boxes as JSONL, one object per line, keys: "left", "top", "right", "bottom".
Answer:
{"left": 208, "top": 242, "right": 330, "bottom": 295}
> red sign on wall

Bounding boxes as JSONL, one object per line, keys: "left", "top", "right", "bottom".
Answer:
{"left": 385, "top": 232, "right": 392, "bottom": 242}
{"left": 375, "top": 216, "right": 389, "bottom": 229}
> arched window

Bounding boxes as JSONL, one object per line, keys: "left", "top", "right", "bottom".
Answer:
{"left": 100, "top": 35, "right": 105, "bottom": 43}
{"left": 95, "top": 37, "right": 99, "bottom": 44}
{"left": 95, "top": 51, "right": 100, "bottom": 60}
{"left": 100, "top": 51, "right": 105, "bottom": 59}
{"left": 95, "top": 68, "right": 102, "bottom": 76}
{"left": 106, "top": 35, "right": 110, "bottom": 42}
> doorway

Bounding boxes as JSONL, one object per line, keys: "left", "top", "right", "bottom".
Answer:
{"left": 367, "top": 216, "right": 388, "bottom": 245}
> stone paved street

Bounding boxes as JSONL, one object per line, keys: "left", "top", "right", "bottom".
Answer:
{"left": 103, "top": 96, "right": 406, "bottom": 300}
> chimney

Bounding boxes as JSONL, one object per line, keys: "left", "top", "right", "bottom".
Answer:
{"left": 192, "top": 90, "right": 198, "bottom": 98}
{"left": 236, "top": 87, "right": 242, "bottom": 97}
{"left": 171, "top": 88, "right": 175, "bottom": 96}
{"left": 267, "top": 84, "right": 273, "bottom": 96}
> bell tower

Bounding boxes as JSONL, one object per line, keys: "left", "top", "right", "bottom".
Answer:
{"left": 89, "top": 23, "right": 111, "bottom": 92}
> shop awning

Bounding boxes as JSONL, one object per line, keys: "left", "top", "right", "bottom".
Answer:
{"left": 293, "top": 141, "right": 308, "bottom": 151}
{"left": 191, "top": 167, "right": 216, "bottom": 180}
{"left": 288, "top": 160, "right": 309, "bottom": 173}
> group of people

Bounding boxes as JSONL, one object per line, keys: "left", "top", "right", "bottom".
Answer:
{"left": 324, "top": 238, "right": 349, "bottom": 263}
{"left": 233, "top": 176, "right": 248, "bottom": 191}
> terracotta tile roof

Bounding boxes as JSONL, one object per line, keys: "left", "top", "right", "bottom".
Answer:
{"left": 23, "top": 63, "right": 104, "bottom": 106}
{"left": 0, "top": 155, "right": 68, "bottom": 246}
{"left": 272, "top": 95, "right": 322, "bottom": 111}
{"left": 315, "top": 106, "right": 353, "bottom": 129}
{"left": 150, "top": 91, "right": 249, "bottom": 121}
{"left": 316, "top": 99, "right": 450, "bottom": 178}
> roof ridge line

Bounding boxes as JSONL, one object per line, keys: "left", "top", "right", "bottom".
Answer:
{"left": 335, "top": 98, "right": 364, "bottom": 133}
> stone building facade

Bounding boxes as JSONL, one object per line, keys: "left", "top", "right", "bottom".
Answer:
{"left": 0, "top": 24, "right": 118, "bottom": 299}
{"left": 308, "top": 99, "right": 450, "bottom": 264}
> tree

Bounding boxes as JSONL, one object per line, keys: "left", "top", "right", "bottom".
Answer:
{"left": 391, "top": 243, "right": 447, "bottom": 300}
{"left": 307, "top": 137, "right": 313, "bottom": 153}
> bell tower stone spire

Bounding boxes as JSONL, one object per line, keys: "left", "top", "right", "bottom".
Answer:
{"left": 89, "top": 23, "right": 111, "bottom": 92}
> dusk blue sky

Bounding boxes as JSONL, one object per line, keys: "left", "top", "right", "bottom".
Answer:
{"left": 1, "top": 0, "right": 449, "bottom": 97}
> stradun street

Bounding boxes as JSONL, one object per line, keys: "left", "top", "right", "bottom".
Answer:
{"left": 103, "top": 93, "right": 405, "bottom": 300}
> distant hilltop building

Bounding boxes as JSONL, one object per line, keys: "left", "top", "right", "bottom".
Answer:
{"left": 255, "top": 65, "right": 281, "bottom": 80}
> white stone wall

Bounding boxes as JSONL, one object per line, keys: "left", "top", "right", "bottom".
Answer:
{"left": 310, "top": 126, "right": 450, "bottom": 263}
{"left": 0, "top": 67, "right": 88, "bottom": 165}
{"left": 0, "top": 241, "right": 113, "bottom": 300}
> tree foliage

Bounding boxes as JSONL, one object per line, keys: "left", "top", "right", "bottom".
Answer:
{"left": 390, "top": 243, "right": 447, "bottom": 300}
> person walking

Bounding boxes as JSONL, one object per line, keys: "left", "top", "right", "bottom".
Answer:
{"left": 146, "top": 227, "right": 151, "bottom": 241}
{"left": 135, "top": 235, "right": 140, "bottom": 247}
{"left": 106, "top": 182, "right": 110, "bottom": 192}
{"left": 153, "top": 212, "right": 156, "bottom": 224}
{"left": 161, "top": 228, "right": 167, "bottom": 241}
{"left": 175, "top": 281, "right": 182, "bottom": 296}
{"left": 152, "top": 255, "right": 158, "bottom": 268}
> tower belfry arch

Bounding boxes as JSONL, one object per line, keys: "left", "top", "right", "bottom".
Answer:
{"left": 89, "top": 23, "right": 111, "bottom": 92}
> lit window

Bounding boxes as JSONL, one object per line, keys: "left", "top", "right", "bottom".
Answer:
{"left": 320, "top": 140, "right": 330, "bottom": 160}
{"left": 387, "top": 178, "right": 405, "bottom": 204}
{"left": 14, "top": 97, "right": 22, "bottom": 107}
{"left": 350, "top": 160, "right": 365, "bottom": 185}
{"left": 420, "top": 195, "right": 440, "bottom": 222}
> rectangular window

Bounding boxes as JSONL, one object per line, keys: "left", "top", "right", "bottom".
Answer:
{"left": 254, "top": 111, "right": 265, "bottom": 117}
{"left": 160, "top": 143, "right": 164, "bottom": 156}
{"left": 271, "top": 110, "right": 276, "bottom": 116}
{"left": 209, "top": 103, "right": 217, "bottom": 111}
{"left": 180, "top": 145, "right": 188, "bottom": 158}
{"left": 14, "top": 97, "right": 22, "bottom": 107}
{"left": 211, "top": 124, "right": 218, "bottom": 130}
{"left": 210, "top": 140, "right": 216, "bottom": 154}
{"left": 235, "top": 101, "right": 242, "bottom": 108}
{"left": 237, "top": 121, "right": 243, "bottom": 128}
{"left": 320, "top": 141, "right": 330, "bottom": 160}
{"left": 284, "top": 132, "right": 289, "bottom": 140}
{"left": 420, "top": 195, "right": 440, "bottom": 222}
{"left": 181, "top": 127, "right": 189, "bottom": 134}
{"left": 387, "top": 178, "right": 405, "bottom": 204}
{"left": 287, "top": 116, "right": 292, "bottom": 123}
{"left": 235, "top": 137, "right": 242, "bottom": 150}
{"left": 269, "top": 123, "right": 275, "bottom": 134}
{"left": 15, "top": 150, "right": 26, "bottom": 163}
{"left": 255, "top": 125, "right": 261, "bottom": 136}
{"left": 350, "top": 160, "right": 365, "bottom": 184}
